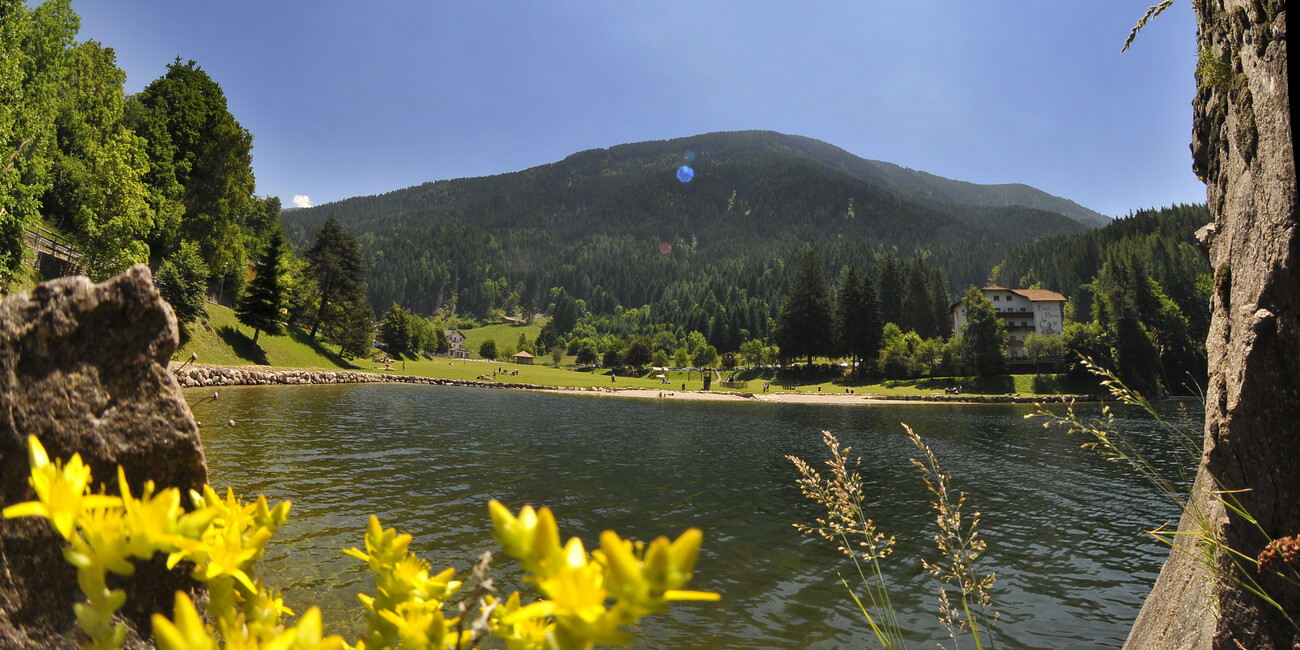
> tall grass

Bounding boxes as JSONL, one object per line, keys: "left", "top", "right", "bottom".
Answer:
{"left": 788, "top": 428, "right": 998, "bottom": 649}
{"left": 1028, "top": 357, "right": 1299, "bottom": 635}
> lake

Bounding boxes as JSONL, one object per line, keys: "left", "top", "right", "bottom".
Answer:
{"left": 188, "top": 384, "right": 1200, "bottom": 648}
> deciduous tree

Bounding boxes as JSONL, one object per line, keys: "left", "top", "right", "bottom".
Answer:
{"left": 380, "top": 303, "right": 412, "bottom": 355}
{"left": 155, "top": 240, "right": 209, "bottom": 327}
{"left": 959, "top": 286, "right": 1006, "bottom": 376}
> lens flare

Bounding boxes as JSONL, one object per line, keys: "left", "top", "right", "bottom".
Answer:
{"left": 659, "top": 241, "right": 672, "bottom": 255}
{"left": 677, "top": 165, "right": 695, "bottom": 183}
{"left": 684, "top": 151, "right": 695, "bottom": 164}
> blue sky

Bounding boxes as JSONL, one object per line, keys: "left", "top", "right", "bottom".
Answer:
{"left": 75, "top": 1, "right": 1205, "bottom": 218}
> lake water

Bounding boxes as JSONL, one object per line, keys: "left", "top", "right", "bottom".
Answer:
{"left": 188, "top": 384, "right": 1200, "bottom": 648}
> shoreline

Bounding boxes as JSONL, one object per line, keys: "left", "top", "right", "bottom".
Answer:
{"left": 172, "top": 364, "right": 1097, "bottom": 405}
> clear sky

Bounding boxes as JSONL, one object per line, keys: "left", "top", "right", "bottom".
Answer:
{"left": 74, "top": 1, "right": 1206, "bottom": 218}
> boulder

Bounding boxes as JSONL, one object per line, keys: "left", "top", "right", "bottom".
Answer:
{"left": 1, "top": 266, "right": 208, "bottom": 648}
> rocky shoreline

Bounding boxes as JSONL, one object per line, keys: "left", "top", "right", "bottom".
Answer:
{"left": 172, "top": 364, "right": 548, "bottom": 391}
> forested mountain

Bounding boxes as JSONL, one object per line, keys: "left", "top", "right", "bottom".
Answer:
{"left": 281, "top": 131, "right": 1106, "bottom": 333}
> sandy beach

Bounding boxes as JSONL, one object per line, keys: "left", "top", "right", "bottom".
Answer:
{"left": 552, "top": 387, "right": 1031, "bottom": 405}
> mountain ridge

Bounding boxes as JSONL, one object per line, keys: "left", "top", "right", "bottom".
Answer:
{"left": 280, "top": 130, "right": 1106, "bottom": 322}
{"left": 291, "top": 130, "right": 1109, "bottom": 231}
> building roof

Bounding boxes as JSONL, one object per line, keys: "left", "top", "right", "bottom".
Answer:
{"left": 978, "top": 286, "right": 1066, "bottom": 302}
{"left": 513, "top": 350, "right": 534, "bottom": 358}
{"left": 1011, "top": 289, "right": 1067, "bottom": 302}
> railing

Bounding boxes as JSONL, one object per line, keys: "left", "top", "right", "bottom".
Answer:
{"left": 23, "top": 227, "right": 83, "bottom": 277}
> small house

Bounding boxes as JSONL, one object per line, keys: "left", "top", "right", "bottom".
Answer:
{"left": 513, "top": 350, "right": 534, "bottom": 364}
{"left": 445, "top": 329, "right": 470, "bottom": 360}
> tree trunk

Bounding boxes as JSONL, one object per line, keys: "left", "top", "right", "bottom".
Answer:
{"left": 1126, "top": 2, "right": 1294, "bottom": 648}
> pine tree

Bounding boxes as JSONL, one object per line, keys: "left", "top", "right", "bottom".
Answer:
{"left": 235, "top": 230, "right": 286, "bottom": 344}
{"left": 834, "top": 266, "right": 882, "bottom": 378}
{"left": 305, "top": 215, "right": 368, "bottom": 340}
{"left": 775, "top": 246, "right": 833, "bottom": 365}
{"left": 902, "top": 257, "right": 936, "bottom": 337}
{"left": 929, "top": 267, "right": 952, "bottom": 339}
{"left": 876, "top": 254, "right": 904, "bottom": 328}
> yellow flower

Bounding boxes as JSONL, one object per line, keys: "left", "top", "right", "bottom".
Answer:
{"left": 487, "top": 592, "right": 550, "bottom": 650}
{"left": 2, "top": 435, "right": 120, "bottom": 540}
{"left": 117, "top": 466, "right": 184, "bottom": 559}
{"left": 377, "top": 600, "right": 452, "bottom": 649}
{"left": 599, "top": 528, "right": 717, "bottom": 614}
{"left": 199, "top": 525, "right": 259, "bottom": 593}
{"left": 488, "top": 500, "right": 562, "bottom": 575}
{"left": 152, "top": 592, "right": 218, "bottom": 650}
{"left": 541, "top": 537, "right": 607, "bottom": 623}
{"left": 64, "top": 503, "right": 135, "bottom": 577}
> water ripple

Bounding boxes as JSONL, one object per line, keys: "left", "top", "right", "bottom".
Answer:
{"left": 190, "top": 385, "right": 1195, "bottom": 648}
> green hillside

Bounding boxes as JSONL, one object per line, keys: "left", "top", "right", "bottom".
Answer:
{"left": 282, "top": 131, "right": 1103, "bottom": 327}
{"left": 177, "top": 303, "right": 356, "bottom": 369}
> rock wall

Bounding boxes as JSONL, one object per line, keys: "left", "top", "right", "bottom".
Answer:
{"left": 1, "top": 266, "right": 208, "bottom": 649}
{"left": 1127, "top": 1, "right": 1294, "bottom": 648}
{"left": 171, "top": 365, "right": 550, "bottom": 391}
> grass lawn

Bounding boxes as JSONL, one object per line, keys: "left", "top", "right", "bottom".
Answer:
{"left": 176, "top": 303, "right": 354, "bottom": 369}
{"left": 171, "top": 305, "right": 1095, "bottom": 397}
{"left": 454, "top": 320, "right": 544, "bottom": 359}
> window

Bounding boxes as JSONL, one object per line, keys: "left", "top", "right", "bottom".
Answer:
{"left": 993, "top": 295, "right": 1000, "bottom": 301}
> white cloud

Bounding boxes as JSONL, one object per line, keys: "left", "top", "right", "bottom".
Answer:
{"left": 292, "top": 194, "right": 313, "bottom": 208}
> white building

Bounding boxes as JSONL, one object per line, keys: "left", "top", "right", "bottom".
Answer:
{"left": 445, "top": 329, "right": 470, "bottom": 360}
{"left": 951, "top": 286, "right": 1066, "bottom": 359}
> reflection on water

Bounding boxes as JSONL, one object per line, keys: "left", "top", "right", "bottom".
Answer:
{"left": 189, "top": 384, "right": 1199, "bottom": 648}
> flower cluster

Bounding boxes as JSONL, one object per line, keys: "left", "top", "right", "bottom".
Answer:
{"left": 4, "top": 435, "right": 716, "bottom": 650}
{"left": 485, "top": 500, "right": 719, "bottom": 649}
{"left": 787, "top": 430, "right": 895, "bottom": 563}
{"left": 1257, "top": 536, "right": 1299, "bottom": 574}
{"left": 3, "top": 435, "right": 342, "bottom": 650}
{"left": 906, "top": 424, "right": 998, "bottom": 648}
{"left": 343, "top": 516, "right": 468, "bottom": 649}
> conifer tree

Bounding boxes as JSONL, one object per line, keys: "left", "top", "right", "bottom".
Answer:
{"left": 775, "top": 246, "right": 833, "bottom": 365}
{"left": 929, "top": 268, "right": 952, "bottom": 338}
{"left": 834, "top": 266, "right": 882, "bottom": 378}
{"left": 903, "top": 257, "right": 936, "bottom": 337}
{"left": 305, "top": 215, "right": 368, "bottom": 340}
{"left": 876, "top": 254, "right": 904, "bottom": 328}
{"left": 235, "top": 230, "right": 286, "bottom": 344}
